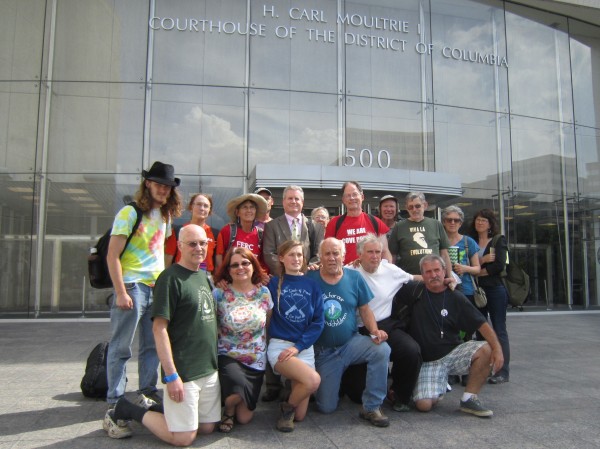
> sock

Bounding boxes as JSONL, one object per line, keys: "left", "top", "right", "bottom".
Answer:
{"left": 114, "top": 398, "right": 147, "bottom": 423}
{"left": 461, "top": 392, "right": 475, "bottom": 402}
{"left": 149, "top": 402, "right": 164, "bottom": 414}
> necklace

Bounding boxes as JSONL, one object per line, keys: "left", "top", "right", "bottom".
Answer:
{"left": 425, "top": 289, "right": 447, "bottom": 339}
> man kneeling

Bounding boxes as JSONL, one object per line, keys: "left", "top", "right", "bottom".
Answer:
{"left": 396, "top": 254, "right": 503, "bottom": 417}
{"left": 104, "top": 225, "right": 220, "bottom": 445}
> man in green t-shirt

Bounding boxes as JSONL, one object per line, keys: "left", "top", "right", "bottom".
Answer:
{"left": 106, "top": 225, "right": 220, "bottom": 446}
{"left": 388, "top": 192, "right": 453, "bottom": 279}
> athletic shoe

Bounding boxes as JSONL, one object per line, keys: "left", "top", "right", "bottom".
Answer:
{"left": 134, "top": 391, "right": 161, "bottom": 409}
{"left": 459, "top": 395, "right": 493, "bottom": 418}
{"left": 392, "top": 401, "right": 411, "bottom": 412}
{"left": 103, "top": 410, "right": 132, "bottom": 439}
{"left": 359, "top": 407, "right": 389, "bottom": 427}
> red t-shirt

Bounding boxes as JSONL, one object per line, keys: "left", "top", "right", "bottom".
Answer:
{"left": 216, "top": 224, "right": 269, "bottom": 273}
{"left": 164, "top": 222, "right": 216, "bottom": 272}
{"left": 325, "top": 213, "right": 389, "bottom": 264}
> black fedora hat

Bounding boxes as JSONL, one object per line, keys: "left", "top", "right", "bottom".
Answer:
{"left": 142, "top": 161, "right": 181, "bottom": 187}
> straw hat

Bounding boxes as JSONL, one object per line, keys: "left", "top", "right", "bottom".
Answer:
{"left": 226, "top": 193, "right": 268, "bottom": 222}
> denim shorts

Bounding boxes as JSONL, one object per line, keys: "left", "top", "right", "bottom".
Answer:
{"left": 267, "top": 338, "right": 315, "bottom": 374}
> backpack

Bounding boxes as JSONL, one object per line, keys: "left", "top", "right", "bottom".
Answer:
{"left": 334, "top": 213, "right": 379, "bottom": 236}
{"left": 88, "top": 203, "right": 142, "bottom": 289}
{"left": 225, "top": 223, "right": 263, "bottom": 252}
{"left": 80, "top": 341, "right": 109, "bottom": 398}
{"left": 492, "top": 235, "right": 530, "bottom": 309}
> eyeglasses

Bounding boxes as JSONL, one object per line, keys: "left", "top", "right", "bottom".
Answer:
{"left": 407, "top": 204, "right": 423, "bottom": 210}
{"left": 475, "top": 217, "right": 489, "bottom": 223}
{"left": 314, "top": 215, "right": 328, "bottom": 221}
{"left": 343, "top": 192, "right": 361, "bottom": 199}
{"left": 182, "top": 240, "right": 208, "bottom": 248}
{"left": 229, "top": 261, "right": 252, "bottom": 269}
{"left": 444, "top": 218, "right": 462, "bottom": 223}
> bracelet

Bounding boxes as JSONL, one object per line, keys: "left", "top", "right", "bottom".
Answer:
{"left": 163, "top": 372, "right": 179, "bottom": 383}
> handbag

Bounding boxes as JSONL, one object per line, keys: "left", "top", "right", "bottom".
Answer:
{"left": 465, "top": 237, "right": 487, "bottom": 308}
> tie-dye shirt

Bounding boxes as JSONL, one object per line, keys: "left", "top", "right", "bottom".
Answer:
{"left": 111, "top": 205, "right": 170, "bottom": 286}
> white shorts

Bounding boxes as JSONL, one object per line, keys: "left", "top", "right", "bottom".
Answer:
{"left": 267, "top": 338, "right": 315, "bottom": 374}
{"left": 163, "top": 371, "right": 221, "bottom": 432}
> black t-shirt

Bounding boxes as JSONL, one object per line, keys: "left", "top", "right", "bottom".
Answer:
{"left": 401, "top": 283, "right": 486, "bottom": 362}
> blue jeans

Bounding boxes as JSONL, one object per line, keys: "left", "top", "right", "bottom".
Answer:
{"left": 481, "top": 283, "right": 510, "bottom": 377}
{"left": 314, "top": 334, "right": 391, "bottom": 413}
{"left": 106, "top": 282, "right": 159, "bottom": 404}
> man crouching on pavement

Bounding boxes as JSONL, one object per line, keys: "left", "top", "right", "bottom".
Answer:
{"left": 106, "top": 225, "right": 220, "bottom": 445}
{"left": 395, "top": 254, "right": 503, "bottom": 417}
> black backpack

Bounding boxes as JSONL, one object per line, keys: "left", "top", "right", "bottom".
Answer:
{"left": 88, "top": 202, "right": 142, "bottom": 289}
{"left": 80, "top": 341, "right": 109, "bottom": 398}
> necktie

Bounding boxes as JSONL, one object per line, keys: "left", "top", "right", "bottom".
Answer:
{"left": 291, "top": 218, "right": 299, "bottom": 240}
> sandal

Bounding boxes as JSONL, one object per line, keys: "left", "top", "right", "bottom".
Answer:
{"left": 219, "top": 413, "right": 234, "bottom": 433}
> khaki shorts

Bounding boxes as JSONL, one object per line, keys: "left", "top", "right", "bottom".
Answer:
{"left": 163, "top": 371, "right": 221, "bottom": 432}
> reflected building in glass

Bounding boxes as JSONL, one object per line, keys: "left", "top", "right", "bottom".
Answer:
{"left": 1, "top": 0, "right": 600, "bottom": 316}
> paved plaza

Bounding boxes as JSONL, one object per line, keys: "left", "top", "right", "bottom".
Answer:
{"left": 1, "top": 311, "right": 600, "bottom": 448}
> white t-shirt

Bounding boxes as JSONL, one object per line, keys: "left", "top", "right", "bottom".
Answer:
{"left": 352, "top": 260, "right": 413, "bottom": 325}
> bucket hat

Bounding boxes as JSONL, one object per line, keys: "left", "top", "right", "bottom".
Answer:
{"left": 226, "top": 194, "right": 268, "bottom": 222}
{"left": 142, "top": 161, "right": 181, "bottom": 187}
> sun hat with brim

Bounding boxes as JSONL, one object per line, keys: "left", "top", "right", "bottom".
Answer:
{"left": 142, "top": 161, "right": 181, "bottom": 187}
{"left": 226, "top": 193, "right": 268, "bottom": 222}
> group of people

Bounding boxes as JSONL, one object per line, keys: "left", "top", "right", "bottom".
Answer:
{"left": 100, "top": 162, "right": 511, "bottom": 446}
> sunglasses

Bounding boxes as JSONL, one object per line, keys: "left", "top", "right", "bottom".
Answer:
{"left": 182, "top": 240, "right": 208, "bottom": 248}
{"left": 407, "top": 204, "right": 423, "bottom": 210}
{"left": 229, "top": 261, "right": 252, "bottom": 269}
{"left": 444, "top": 218, "right": 462, "bottom": 224}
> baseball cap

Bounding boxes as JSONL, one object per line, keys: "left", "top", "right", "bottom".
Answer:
{"left": 254, "top": 187, "right": 272, "bottom": 196}
{"left": 379, "top": 194, "right": 398, "bottom": 205}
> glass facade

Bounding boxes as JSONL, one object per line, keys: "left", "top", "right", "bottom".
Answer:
{"left": 1, "top": 0, "right": 600, "bottom": 316}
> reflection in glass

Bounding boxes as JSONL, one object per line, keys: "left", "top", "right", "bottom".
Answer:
{"left": 570, "top": 20, "right": 600, "bottom": 128}
{"left": 431, "top": 0, "right": 508, "bottom": 112}
{"left": 505, "top": 4, "right": 573, "bottom": 123}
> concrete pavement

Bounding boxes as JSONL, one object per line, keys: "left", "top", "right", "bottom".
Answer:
{"left": 1, "top": 311, "right": 600, "bottom": 448}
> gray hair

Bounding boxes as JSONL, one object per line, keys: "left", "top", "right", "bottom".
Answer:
{"left": 356, "top": 234, "right": 382, "bottom": 255}
{"left": 283, "top": 185, "right": 304, "bottom": 200}
{"left": 419, "top": 254, "right": 446, "bottom": 272}
{"left": 311, "top": 206, "right": 329, "bottom": 220}
{"left": 405, "top": 191, "right": 426, "bottom": 204}
{"left": 441, "top": 205, "right": 464, "bottom": 222}
{"left": 319, "top": 237, "right": 346, "bottom": 258}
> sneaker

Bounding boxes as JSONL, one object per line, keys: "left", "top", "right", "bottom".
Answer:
{"left": 488, "top": 375, "right": 509, "bottom": 385}
{"left": 103, "top": 410, "right": 132, "bottom": 439}
{"left": 392, "top": 401, "right": 411, "bottom": 412}
{"left": 359, "top": 407, "right": 389, "bottom": 428}
{"left": 459, "top": 395, "right": 493, "bottom": 418}
{"left": 134, "top": 391, "right": 161, "bottom": 409}
{"left": 276, "top": 402, "right": 295, "bottom": 432}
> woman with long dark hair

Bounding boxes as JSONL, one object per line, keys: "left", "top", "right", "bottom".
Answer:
{"left": 471, "top": 209, "right": 510, "bottom": 384}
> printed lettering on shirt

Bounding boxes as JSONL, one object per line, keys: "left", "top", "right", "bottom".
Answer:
{"left": 322, "top": 292, "right": 347, "bottom": 327}
{"left": 199, "top": 288, "right": 215, "bottom": 322}
{"left": 282, "top": 287, "right": 310, "bottom": 323}
{"left": 236, "top": 241, "right": 255, "bottom": 251}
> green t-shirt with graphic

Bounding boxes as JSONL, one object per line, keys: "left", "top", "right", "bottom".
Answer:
{"left": 152, "top": 264, "right": 218, "bottom": 382}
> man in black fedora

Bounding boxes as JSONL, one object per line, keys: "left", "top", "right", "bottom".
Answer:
{"left": 103, "top": 161, "right": 183, "bottom": 439}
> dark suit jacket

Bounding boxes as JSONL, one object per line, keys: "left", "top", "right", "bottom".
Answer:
{"left": 263, "top": 214, "right": 324, "bottom": 275}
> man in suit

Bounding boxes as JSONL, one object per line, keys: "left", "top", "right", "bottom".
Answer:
{"left": 263, "top": 185, "right": 324, "bottom": 276}
{"left": 261, "top": 185, "right": 324, "bottom": 402}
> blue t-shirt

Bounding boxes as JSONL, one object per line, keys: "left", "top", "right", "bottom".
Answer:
{"left": 307, "top": 268, "right": 373, "bottom": 348}
{"left": 267, "top": 274, "right": 324, "bottom": 352}
{"left": 454, "top": 236, "right": 480, "bottom": 296}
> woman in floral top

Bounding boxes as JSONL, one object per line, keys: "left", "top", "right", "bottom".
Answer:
{"left": 213, "top": 247, "right": 272, "bottom": 433}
